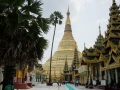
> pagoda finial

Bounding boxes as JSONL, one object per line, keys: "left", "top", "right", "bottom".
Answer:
{"left": 67, "top": 6, "right": 70, "bottom": 15}
{"left": 113, "top": 0, "right": 115, "bottom": 3}
{"left": 99, "top": 23, "right": 101, "bottom": 35}
{"left": 66, "top": 7, "right": 71, "bottom": 25}
{"left": 84, "top": 43, "right": 86, "bottom": 49}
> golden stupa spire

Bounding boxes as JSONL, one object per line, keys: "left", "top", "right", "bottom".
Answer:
{"left": 66, "top": 6, "right": 71, "bottom": 25}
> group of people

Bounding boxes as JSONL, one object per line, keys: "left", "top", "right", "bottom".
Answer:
{"left": 56, "top": 81, "right": 62, "bottom": 86}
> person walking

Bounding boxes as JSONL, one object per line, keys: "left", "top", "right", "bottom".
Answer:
{"left": 76, "top": 80, "right": 79, "bottom": 86}
{"left": 57, "top": 81, "right": 59, "bottom": 86}
{"left": 59, "top": 81, "right": 62, "bottom": 86}
{"left": 74, "top": 80, "right": 76, "bottom": 86}
{"left": 4, "top": 80, "right": 14, "bottom": 90}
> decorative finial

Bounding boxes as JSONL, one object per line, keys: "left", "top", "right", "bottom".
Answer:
{"left": 99, "top": 23, "right": 101, "bottom": 35}
{"left": 113, "top": 0, "right": 115, "bottom": 3}
{"left": 67, "top": 6, "right": 70, "bottom": 15}
{"left": 66, "top": 7, "right": 71, "bottom": 25}
{"left": 84, "top": 43, "right": 86, "bottom": 49}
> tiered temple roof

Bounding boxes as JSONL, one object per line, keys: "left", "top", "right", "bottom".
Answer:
{"left": 102, "top": 0, "right": 120, "bottom": 70}
{"left": 82, "top": 0, "right": 120, "bottom": 70}
{"left": 63, "top": 56, "right": 69, "bottom": 74}
{"left": 71, "top": 47, "right": 80, "bottom": 69}
{"left": 82, "top": 26, "right": 105, "bottom": 63}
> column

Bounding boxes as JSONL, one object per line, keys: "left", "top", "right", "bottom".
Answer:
{"left": 87, "top": 64, "right": 89, "bottom": 84}
{"left": 64, "top": 75, "right": 65, "bottom": 81}
{"left": 99, "top": 64, "right": 102, "bottom": 82}
{"left": 95, "top": 64, "right": 99, "bottom": 85}
{"left": 0, "top": 67, "right": 3, "bottom": 90}
{"left": 92, "top": 65, "right": 94, "bottom": 80}
{"left": 104, "top": 70, "right": 107, "bottom": 80}
{"left": 90, "top": 64, "right": 93, "bottom": 84}
{"left": 67, "top": 75, "right": 68, "bottom": 81}
{"left": 108, "top": 70, "right": 111, "bottom": 84}
{"left": 95, "top": 65, "right": 97, "bottom": 80}
{"left": 82, "top": 76, "right": 83, "bottom": 84}
{"left": 115, "top": 68, "right": 118, "bottom": 83}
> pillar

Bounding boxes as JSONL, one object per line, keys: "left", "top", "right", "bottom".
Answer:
{"left": 64, "top": 75, "right": 65, "bottom": 81}
{"left": 87, "top": 64, "right": 89, "bottom": 84}
{"left": 90, "top": 64, "right": 93, "bottom": 84}
{"left": 108, "top": 70, "right": 111, "bottom": 84}
{"left": 115, "top": 68, "right": 118, "bottom": 83}
{"left": 68, "top": 75, "right": 70, "bottom": 82}
{"left": 104, "top": 70, "right": 107, "bottom": 80}
{"left": 81, "top": 76, "right": 83, "bottom": 84}
{"left": 0, "top": 67, "right": 3, "bottom": 90}
{"left": 92, "top": 65, "right": 94, "bottom": 80}
{"left": 80, "top": 76, "right": 81, "bottom": 84}
{"left": 99, "top": 63, "right": 102, "bottom": 81}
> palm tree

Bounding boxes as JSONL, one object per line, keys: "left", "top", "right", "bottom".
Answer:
{"left": 48, "top": 11, "right": 63, "bottom": 83}
{"left": 0, "top": 0, "right": 50, "bottom": 88}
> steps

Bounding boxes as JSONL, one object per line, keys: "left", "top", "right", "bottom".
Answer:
{"left": 14, "top": 83, "right": 31, "bottom": 89}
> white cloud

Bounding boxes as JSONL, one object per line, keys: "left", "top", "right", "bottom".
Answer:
{"left": 69, "top": 0, "right": 93, "bottom": 23}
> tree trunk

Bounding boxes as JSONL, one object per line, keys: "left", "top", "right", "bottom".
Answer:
{"left": 49, "top": 23, "right": 56, "bottom": 83}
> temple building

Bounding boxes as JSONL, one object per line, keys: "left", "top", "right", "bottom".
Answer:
{"left": 43, "top": 8, "right": 82, "bottom": 81}
{"left": 81, "top": 0, "right": 120, "bottom": 89}
{"left": 82, "top": 25, "right": 105, "bottom": 88}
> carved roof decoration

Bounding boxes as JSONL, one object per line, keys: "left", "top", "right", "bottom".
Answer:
{"left": 72, "top": 47, "right": 79, "bottom": 64}
{"left": 63, "top": 55, "right": 69, "bottom": 73}
{"left": 82, "top": 25, "right": 105, "bottom": 63}
{"left": 103, "top": 0, "right": 120, "bottom": 44}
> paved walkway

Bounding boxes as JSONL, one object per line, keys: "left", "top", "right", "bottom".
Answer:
{"left": 15, "top": 83, "right": 103, "bottom": 90}
{"left": 29, "top": 83, "right": 68, "bottom": 90}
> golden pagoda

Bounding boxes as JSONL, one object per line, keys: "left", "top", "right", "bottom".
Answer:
{"left": 43, "top": 8, "right": 81, "bottom": 81}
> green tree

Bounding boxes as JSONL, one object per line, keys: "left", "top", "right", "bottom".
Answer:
{"left": 0, "top": 0, "right": 50, "bottom": 88}
{"left": 48, "top": 11, "right": 63, "bottom": 83}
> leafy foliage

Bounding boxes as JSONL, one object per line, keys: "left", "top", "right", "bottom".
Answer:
{"left": 0, "top": 0, "right": 50, "bottom": 72}
{"left": 50, "top": 11, "right": 63, "bottom": 26}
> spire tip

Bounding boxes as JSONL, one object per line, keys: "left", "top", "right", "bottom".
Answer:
{"left": 84, "top": 43, "right": 86, "bottom": 49}
{"left": 113, "top": 0, "right": 115, "bottom": 3}
{"left": 99, "top": 23, "right": 101, "bottom": 35}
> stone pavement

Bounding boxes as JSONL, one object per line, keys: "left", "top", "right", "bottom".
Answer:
{"left": 70, "top": 84, "right": 103, "bottom": 90}
{"left": 29, "top": 83, "right": 68, "bottom": 90}
{"left": 15, "top": 83, "right": 103, "bottom": 90}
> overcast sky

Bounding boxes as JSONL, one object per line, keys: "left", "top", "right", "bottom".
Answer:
{"left": 40, "top": 0, "right": 120, "bottom": 64}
